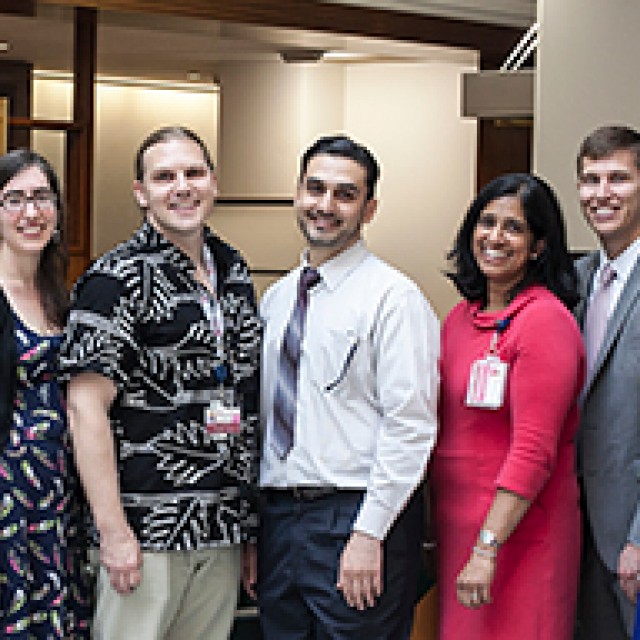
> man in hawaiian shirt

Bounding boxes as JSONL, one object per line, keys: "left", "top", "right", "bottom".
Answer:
{"left": 60, "top": 126, "right": 261, "bottom": 638}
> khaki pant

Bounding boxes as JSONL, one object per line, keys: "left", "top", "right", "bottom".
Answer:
{"left": 93, "top": 545, "right": 241, "bottom": 640}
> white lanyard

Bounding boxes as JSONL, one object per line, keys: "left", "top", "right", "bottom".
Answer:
{"left": 465, "top": 317, "right": 511, "bottom": 410}
{"left": 200, "top": 246, "right": 224, "bottom": 341}
{"left": 200, "top": 246, "right": 240, "bottom": 434}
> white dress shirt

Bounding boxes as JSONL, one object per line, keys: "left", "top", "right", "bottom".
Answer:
{"left": 260, "top": 240, "right": 439, "bottom": 541}
{"left": 591, "top": 235, "right": 640, "bottom": 314}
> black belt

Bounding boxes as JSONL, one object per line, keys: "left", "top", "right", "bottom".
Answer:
{"left": 262, "top": 487, "right": 360, "bottom": 501}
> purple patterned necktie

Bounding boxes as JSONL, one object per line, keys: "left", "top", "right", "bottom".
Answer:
{"left": 584, "top": 262, "right": 617, "bottom": 372}
{"left": 272, "top": 267, "right": 322, "bottom": 459}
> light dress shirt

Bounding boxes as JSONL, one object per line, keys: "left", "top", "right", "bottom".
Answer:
{"left": 590, "top": 235, "right": 640, "bottom": 315}
{"left": 260, "top": 240, "right": 439, "bottom": 541}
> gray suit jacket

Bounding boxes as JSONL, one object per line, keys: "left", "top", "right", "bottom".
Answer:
{"left": 576, "top": 251, "right": 640, "bottom": 572}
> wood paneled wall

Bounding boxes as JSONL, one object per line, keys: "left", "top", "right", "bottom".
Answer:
{"left": 0, "top": 60, "right": 31, "bottom": 149}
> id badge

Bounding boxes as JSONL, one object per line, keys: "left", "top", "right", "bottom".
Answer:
{"left": 465, "top": 355, "right": 508, "bottom": 409}
{"left": 205, "top": 389, "right": 241, "bottom": 435}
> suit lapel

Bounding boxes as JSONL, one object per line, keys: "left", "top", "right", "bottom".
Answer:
{"left": 583, "top": 255, "right": 640, "bottom": 397}
{"left": 575, "top": 253, "right": 600, "bottom": 330}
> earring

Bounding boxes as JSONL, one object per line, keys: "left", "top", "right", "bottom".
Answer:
{"left": 50, "top": 229, "right": 61, "bottom": 244}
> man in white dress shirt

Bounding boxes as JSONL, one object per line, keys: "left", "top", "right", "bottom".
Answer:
{"left": 256, "top": 135, "right": 439, "bottom": 639}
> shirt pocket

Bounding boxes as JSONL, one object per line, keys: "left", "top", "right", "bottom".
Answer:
{"left": 308, "top": 326, "right": 367, "bottom": 397}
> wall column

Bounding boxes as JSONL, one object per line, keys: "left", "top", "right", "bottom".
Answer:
{"left": 66, "top": 7, "right": 97, "bottom": 283}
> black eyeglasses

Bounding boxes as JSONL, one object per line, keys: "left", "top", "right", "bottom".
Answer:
{"left": 0, "top": 190, "right": 57, "bottom": 213}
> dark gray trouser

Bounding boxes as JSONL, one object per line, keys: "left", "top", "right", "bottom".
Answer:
{"left": 258, "top": 489, "right": 423, "bottom": 640}
{"left": 577, "top": 518, "right": 634, "bottom": 640}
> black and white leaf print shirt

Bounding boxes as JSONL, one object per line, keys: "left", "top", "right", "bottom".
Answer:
{"left": 60, "top": 221, "right": 261, "bottom": 551}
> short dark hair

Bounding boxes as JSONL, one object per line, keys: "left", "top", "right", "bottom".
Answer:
{"left": 577, "top": 125, "right": 640, "bottom": 175}
{"left": 135, "top": 126, "right": 214, "bottom": 181}
{"left": 0, "top": 149, "right": 68, "bottom": 326}
{"left": 299, "top": 135, "right": 380, "bottom": 201}
{"left": 447, "top": 173, "right": 579, "bottom": 309}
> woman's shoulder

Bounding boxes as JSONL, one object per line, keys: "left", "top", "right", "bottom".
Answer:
{"left": 442, "top": 299, "right": 473, "bottom": 334}
{"left": 519, "top": 285, "right": 576, "bottom": 319}
{"left": 443, "top": 298, "right": 469, "bottom": 320}
{"left": 514, "top": 286, "right": 582, "bottom": 341}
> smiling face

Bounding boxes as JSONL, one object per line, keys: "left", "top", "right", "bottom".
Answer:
{"left": 0, "top": 165, "right": 58, "bottom": 257}
{"left": 578, "top": 149, "right": 640, "bottom": 259}
{"left": 133, "top": 137, "right": 218, "bottom": 245}
{"left": 472, "top": 194, "right": 540, "bottom": 309}
{"left": 295, "top": 153, "right": 377, "bottom": 266}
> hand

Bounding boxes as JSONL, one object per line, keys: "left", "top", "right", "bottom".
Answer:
{"left": 337, "top": 531, "right": 383, "bottom": 610}
{"left": 618, "top": 542, "right": 640, "bottom": 603}
{"left": 100, "top": 526, "right": 143, "bottom": 595}
{"left": 456, "top": 548, "right": 496, "bottom": 608}
{"left": 242, "top": 542, "right": 258, "bottom": 600}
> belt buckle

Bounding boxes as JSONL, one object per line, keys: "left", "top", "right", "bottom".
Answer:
{"left": 292, "top": 486, "right": 335, "bottom": 500}
{"left": 291, "top": 487, "right": 307, "bottom": 500}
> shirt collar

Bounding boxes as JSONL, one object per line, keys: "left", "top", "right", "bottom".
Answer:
{"left": 598, "top": 235, "right": 640, "bottom": 284}
{"left": 134, "top": 220, "right": 223, "bottom": 274}
{"left": 301, "top": 240, "right": 369, "bottom": 291}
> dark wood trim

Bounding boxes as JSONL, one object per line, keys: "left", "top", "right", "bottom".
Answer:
{"left": 217, "top": 197, "right": 293, "bottom": 207}
{"left": 39, "top": 0, "right": 521, "bottom": 66}
{"left": 65, "top": 7, "right": 96, "bottom": 280}
{"left": 0, "top": 0, "right": 35, "bottom": 16}
{"left": 8, "top": 117, "right": 80, "bottom": 131}
{"left": 476, "top": 118, "right": 532, "bottom": 190}
{"left": 0, "top": 60, "right": 31, "bottom": 149}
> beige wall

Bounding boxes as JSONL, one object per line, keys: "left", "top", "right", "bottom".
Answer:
{"left": 32, "top": 75, "right": 219, "bottom": 257}
{"left": 344, "top": 62, "right": 476, "bottom": 317}
{"left": 32, "top": 77, "right": 72, "bottom": 193}
{"left": 534, "top": 0, "right": 640, "bottom": 252}
{"left": 214, "top": 58, "right": 477, "bottom": 317}
{"left": 212, "top": 61, "right": 345, "bottom": 299}
{"left": 33, "top": 56, "right": 477, "bottom": 318}
{"left": 94, "top": 83, "right": 219, "bottom": 255}
{"left": 215, "top": 61, "right": 345, "bottom": 198}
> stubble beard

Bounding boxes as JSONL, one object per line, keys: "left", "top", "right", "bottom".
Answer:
{"left": 297, "top": 208, "right": 364, "bottom": 249}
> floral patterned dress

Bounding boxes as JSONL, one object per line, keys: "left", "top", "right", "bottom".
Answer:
{"left": 0, "top": 313, "right": 91, "bottom": 639}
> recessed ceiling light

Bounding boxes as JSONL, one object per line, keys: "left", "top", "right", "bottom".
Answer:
{"left": 0, "top": 41, "right": 9, "bottom": 53}
{"left": 322, "top": 51, "right": 370, "bottom": 61}
{"left": 187, "top": 71, "right": 201, "bottom": 81}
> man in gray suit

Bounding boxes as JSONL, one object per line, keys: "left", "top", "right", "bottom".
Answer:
{"left": 576, "top": 124, "right": 640, "bottom": 639}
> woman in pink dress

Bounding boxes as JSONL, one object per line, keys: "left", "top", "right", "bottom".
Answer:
{"left": 431, "top": 174, "right": 585, "bottom": 639}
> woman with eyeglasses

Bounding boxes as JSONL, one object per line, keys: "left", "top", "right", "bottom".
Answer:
{"left": 0, "top": 149, "right": 90, "bottom": 638}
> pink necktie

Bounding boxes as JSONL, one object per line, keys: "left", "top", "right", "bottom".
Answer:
{"left": 584, "top": 263, "right": 617, "bottom": 372}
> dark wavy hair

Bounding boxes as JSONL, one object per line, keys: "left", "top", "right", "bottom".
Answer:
{"left": 0, "top": 149, "right": 68, "bottom": 326}
{"left": 299, "top": 135, "right": 380, "bottom": 201}
{"left": 447, "top": 173, "right": 579, "bottom": 309}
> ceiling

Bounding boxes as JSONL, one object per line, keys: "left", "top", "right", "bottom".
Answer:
{"left": 325, "top": 0, "right": 536, "bottom": 27}
{"left": 0, "top": 1, "right": 536, "bottom": 83}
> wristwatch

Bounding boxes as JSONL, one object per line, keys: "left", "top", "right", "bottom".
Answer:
{"left": 478, "top": 528, "right": 500, "bottom": 549}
